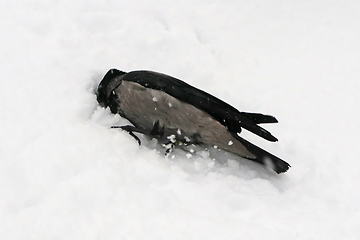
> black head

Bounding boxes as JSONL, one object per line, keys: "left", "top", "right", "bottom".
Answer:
{"left": 97, "top": 69, "right": 126, "bottom": 107}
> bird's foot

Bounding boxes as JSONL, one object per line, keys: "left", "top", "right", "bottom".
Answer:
{"left": 111, "top": 125, "right": 148, "bottom": 145}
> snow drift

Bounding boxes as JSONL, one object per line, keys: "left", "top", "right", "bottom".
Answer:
{"left": 1, "top": 0, "right": 359, "bottom": 239}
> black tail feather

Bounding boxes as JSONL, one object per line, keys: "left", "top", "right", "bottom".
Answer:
{"left": 230, "top": 132, "right": 290, "bottom": 173}
{"left": 240, "top": 112, "right": 278, "bottom": 124}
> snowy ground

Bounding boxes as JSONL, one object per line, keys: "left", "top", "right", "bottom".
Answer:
{"left": 1, "top": 0, "right": 360, "bottom": 239}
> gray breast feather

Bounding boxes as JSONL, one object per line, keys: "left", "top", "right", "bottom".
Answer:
{"left": 116, "top": 81, "right": 212, "bottom": 132}
{"left": 114, "top": 81, "right": 255, "bottom": 158}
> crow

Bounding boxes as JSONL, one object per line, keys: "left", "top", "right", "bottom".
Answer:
{"left": 96, "top": 69, "right": 290, "bottom": 173}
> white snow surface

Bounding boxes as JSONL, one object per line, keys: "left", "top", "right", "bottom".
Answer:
{"left": 1, "top": 0, "right": 360, "bottom": 239}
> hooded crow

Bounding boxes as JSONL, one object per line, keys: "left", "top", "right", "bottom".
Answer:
{"left": 97, "top": 69, "right": 290, "bottom": 173}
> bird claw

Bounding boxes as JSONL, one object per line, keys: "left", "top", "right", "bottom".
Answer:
{"left": 111, "top": 125, "right": 142, "bottom": 145}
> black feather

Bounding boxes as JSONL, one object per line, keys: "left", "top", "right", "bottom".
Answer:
{"left": 122, "top": 70, "right": 278, "bottom": 142}
{"left": 230, "top": 132, "right": 290, "bottom": 173}
{"left": 97, "top": 69, "right": 290, "bottom": 173}
{"left": 97, "top": 69, "right": 126, "bottom": 107}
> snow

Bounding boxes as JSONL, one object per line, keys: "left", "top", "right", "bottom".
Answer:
{"left": 1, "top": 0, "right": 360, "bottom": 239}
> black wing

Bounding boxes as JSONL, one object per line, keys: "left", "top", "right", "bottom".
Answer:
{"left": 122, "top": 70, "right": 278, "bottom": 142}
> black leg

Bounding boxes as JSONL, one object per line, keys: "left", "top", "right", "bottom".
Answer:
{"left": 111, "top": 122, "right": 169, "bottom": 150}
{"left": 111, "top": 125, "right": 148, "bottom": 145}
{"left": 111, "top": 123, "right": 165, "bottom": 146}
